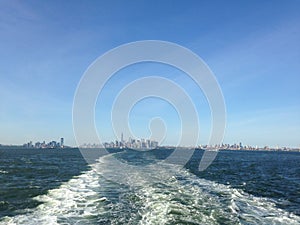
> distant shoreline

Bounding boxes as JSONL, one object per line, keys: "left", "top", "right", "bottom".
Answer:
{"left": 0, "top": 146, "right": 299, "bottom": 153}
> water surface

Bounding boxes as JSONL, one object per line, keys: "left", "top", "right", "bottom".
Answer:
{"left": 0, "top": 148, "right": 299, "bottom": 224}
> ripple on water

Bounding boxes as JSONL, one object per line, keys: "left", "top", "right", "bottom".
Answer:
{"left": 1, "top": 153, "right": 300, "bottom": 225}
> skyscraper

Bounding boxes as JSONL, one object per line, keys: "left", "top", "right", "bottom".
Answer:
{"left": 60, "top": 138, "right": 64, "bottom": 147}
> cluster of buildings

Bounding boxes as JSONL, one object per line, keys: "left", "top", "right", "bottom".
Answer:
{"left": 80, "top": 134, "right": 159, "bottom": 149}
{"left": 16, "top": 137, "right": 299, "bottom": 152}
{"left": 103, "top": 138, "right": 159, "bottom": 149}
{"left": 200, "top": 142, "right": 300, "bottom": 151}
{"left": 200, "top": 142, "right": 253, "bottom": 150}
{"left": 23, "top": 138, "right": 64, "bottom": 149}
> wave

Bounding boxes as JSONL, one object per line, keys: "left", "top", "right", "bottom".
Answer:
{"left": 1, "top": 153, "right": 299, "bottom": 225}
{"left": 0, "top": 170, "right": 8, "bottom": 174}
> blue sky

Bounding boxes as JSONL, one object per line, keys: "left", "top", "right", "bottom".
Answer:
{"left": 0, "top": 0, "right": 299, "bottom": 147}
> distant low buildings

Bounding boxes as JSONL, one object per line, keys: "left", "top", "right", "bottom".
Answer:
{"left": 12, "top": 137, "right": 299, "bottom": 152}
{"left": 199, "top": 143, "right": 300, "bottom": 152}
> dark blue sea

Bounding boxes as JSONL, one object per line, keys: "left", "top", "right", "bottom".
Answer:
{"left": 0, "top": 148, "right": 299, "bottom": 224}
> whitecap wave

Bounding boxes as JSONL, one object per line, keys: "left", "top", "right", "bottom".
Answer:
{"left": 0, "top": 170, "right": 8, "bottom": 174}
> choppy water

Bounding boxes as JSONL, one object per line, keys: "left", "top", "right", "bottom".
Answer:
{"left": 0, "top": 148, "right": 299, "bottom": 224}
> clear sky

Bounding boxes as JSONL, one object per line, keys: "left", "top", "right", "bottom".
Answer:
{"left": 0, "top": 0, "right": 299, "bottom": 147}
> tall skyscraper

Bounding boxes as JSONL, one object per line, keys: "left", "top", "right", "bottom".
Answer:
{"left": 60, "top": 138, "right": 64, "bottom": 147}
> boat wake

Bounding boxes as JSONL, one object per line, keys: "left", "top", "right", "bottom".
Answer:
{"left": 1, "top": 153, "right": 299, "bottom": 225}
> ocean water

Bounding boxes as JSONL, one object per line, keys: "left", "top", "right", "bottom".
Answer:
{"left": 0, "top": 148, "right": 299, "bottom": 224}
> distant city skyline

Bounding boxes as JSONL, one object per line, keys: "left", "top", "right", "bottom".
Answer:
{"left": 22, "top": 137, "right": 64, "bottom": 149}
{"left": 0, "top": 1, "right": 300, "bottom": 147}
{"left": 80, "top": 133, "right": 159, "bottom": 149}
{"left": 1, "top": 136, "right": 300, "bottom": 151}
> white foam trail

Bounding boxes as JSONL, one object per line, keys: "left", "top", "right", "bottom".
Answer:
{"left": 1, "top": 153, "right": 300, "bottom": 225}
{"left": 0, "top": 167, "right": 106, "bottom": 225}
{"left": 94, "top": 155, "right": 300, "bottom": 225}
{"left": 0, "top": 170, "right": 8, "bottom": 174}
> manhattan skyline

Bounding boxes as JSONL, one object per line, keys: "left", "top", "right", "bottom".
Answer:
{"left": 0, "top": 1, "right": 300, "bottom": 148}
